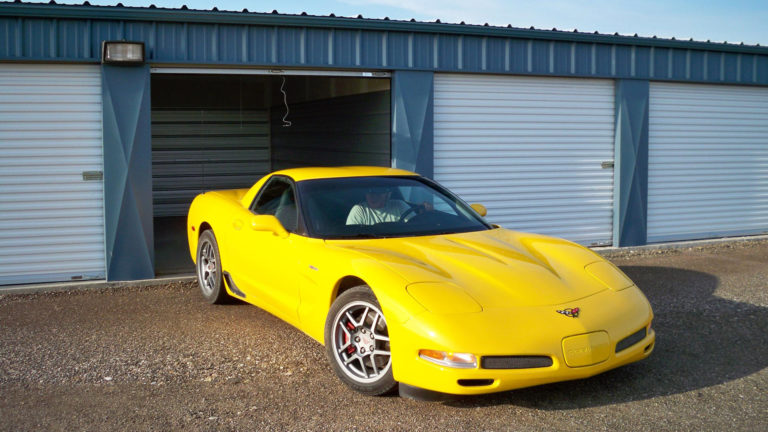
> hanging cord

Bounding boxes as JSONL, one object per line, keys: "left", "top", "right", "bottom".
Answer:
{"left": 280, "top": 75, "right": 292, "bottom": 127}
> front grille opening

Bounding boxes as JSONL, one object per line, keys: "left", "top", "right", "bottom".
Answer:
{"left": 644, "top": 342, "right": 654, "bottom": 353}
{"left": 481, "top": 356, "right": 553, "bottom": 370}
{"left": 457, "top": 379, "right": 494, "bottom": 387}
{"left": 615, "top": 327, "right": 647, "bottom": 353}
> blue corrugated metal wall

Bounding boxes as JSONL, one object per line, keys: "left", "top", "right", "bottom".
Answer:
{"left": 1, "top": 3, "right": 767, "bottom": 86}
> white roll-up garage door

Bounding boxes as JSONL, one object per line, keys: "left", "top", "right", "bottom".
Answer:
{"left": 434, "top": 74, "right": 615, "bottom": 245}
{"left": 648, "top": 83, "right": 768, "bottom": 243}
{"left": 0, "top": 64, "right": 106, "bottom": 285}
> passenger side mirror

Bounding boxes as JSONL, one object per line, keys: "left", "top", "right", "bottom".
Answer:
{"left": 470, "top": 203, "right": 487, "bottom": 217}
{"left": 250, "top": 215, "right": 289, "bottom": 238}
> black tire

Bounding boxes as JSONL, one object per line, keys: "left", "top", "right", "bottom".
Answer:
{"left": 196, "top": 230, "right": 229, "bottom": 304}
{"left": 324, "top": 285, "right": 397, "bottom": 396}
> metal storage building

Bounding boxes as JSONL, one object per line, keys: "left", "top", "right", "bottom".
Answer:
{"left": 1, "top": 1, "right": 767, "bottom": 285}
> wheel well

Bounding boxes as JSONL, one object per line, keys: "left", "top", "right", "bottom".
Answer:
{"left": 199, "top": 222, "right": 212, "bottom": 237}
{"left": 333, "top": 276, "right": 367, "bottom": 302}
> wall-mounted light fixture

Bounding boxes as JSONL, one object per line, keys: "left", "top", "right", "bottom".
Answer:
{"left": 101, "top": 41, "right": 145, "bottom": 65}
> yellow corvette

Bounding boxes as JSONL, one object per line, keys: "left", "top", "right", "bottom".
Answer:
{"left": 187, "top": 166, "right": 654, "bottom": 397}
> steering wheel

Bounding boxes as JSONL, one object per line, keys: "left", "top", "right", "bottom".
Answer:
{"left": 398, "top": 205, "right": 420, "bottom": 222}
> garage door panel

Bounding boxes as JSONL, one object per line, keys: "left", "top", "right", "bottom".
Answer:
{"left": 434, "top": 74, "right": 615, "bottom": 246}
{"left": 648, "top": 82, "right": 768, "bottom": 243}
{"left": 151, "top": 108, "right": 271, "bottom": 217}
{"left": 0, "top": 64, "right": 106, "bottom": 286}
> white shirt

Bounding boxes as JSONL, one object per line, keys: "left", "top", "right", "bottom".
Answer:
{"left": 346, "top": 200, "right": 410, "bottom": 225}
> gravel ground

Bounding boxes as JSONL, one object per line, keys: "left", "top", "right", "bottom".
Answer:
{"left": 1, "top": 239, "right": 766, "bottom": 431}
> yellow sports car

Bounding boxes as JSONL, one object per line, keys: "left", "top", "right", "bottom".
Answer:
{"left": 187, "top": 166, "right": 654, "bottom": 397}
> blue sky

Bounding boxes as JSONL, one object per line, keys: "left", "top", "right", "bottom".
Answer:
{"left": 52, "top": 0, "right": 768, "bottom": 45}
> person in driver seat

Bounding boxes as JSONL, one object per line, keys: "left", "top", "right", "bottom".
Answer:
{"left": 346, "top": 187, "right": 434, "bottom": 225}
{"left": 346, "top": 187, "right": 410, "bottom": 225}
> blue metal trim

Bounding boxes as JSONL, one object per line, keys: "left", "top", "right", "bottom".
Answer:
{"left": 391, "top": 71, "right": 434, "bottom": 177}
{"left": 613, "top": 79, "right": 649, "bottom": 247}
{"left": 102, "top": 63, "right": 154, "bottom": 281}
{"left": 1, "top": 5, "right": 768, "bottom": 86}
{"left": 1, "top": 3, "right": 766, "bottom": 55}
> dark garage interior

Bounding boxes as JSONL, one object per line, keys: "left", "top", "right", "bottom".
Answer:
{"left": 151, "top": 73, "right": 391, "bottom": 275}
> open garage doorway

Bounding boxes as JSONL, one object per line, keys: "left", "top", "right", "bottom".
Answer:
{"left": 151, "top": 71, "right": 391, "bottom": 275}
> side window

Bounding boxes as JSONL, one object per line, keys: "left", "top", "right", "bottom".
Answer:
{"left": 251, "top": 177, "right": 299, "bottom": 233}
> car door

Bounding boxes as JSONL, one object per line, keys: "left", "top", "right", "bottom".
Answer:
{"left": 228, "top": 175, "right": 301, "bottom": 324}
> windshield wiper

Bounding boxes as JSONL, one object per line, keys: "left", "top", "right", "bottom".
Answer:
{"left": 327, "top": 233, "right": 388, "bottom": 239}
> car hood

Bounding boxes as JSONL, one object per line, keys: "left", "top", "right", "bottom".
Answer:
{"left": 327, "top": 228, "right": 615, "bottom": 308}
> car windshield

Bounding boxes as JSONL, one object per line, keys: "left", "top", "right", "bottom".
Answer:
{"left": 297, "top": 176, "right": 491, "bottom": 239}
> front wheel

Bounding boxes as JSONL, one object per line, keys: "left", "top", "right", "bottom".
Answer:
{"left": 196, "top": 230, "right": 229, "bottom": 304}
{"left": 324, "top": 286, "right": 397, "bottom": 395}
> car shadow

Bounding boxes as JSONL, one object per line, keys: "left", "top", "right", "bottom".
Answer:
{"left": 444, "top": 265, "right": 768, "bottom": 409}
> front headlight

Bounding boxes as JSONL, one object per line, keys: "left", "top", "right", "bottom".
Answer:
{"left": 419, "top": 349, "right": 477, "bottom": 368}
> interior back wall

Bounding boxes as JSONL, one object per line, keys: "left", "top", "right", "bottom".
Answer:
{"left": 270, "top": 90, "right": 391, "bottom": 171}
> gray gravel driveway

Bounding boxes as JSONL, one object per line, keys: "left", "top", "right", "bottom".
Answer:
{"left": 1, "top": 239, "right": 766, "bottom": 431}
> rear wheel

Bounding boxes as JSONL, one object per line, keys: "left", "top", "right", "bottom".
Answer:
{"left": 196, "top": 230, "right": 229, "bottom": 304}
{"left": 325, "top": 285, "right": 397, "bottom": 396}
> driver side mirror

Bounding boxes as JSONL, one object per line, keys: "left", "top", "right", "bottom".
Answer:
{"left": 250, "top": 215, "right": 288, "bottom": 238}
{"left": 470, "top": 203, "right": 487, "bottom": 217}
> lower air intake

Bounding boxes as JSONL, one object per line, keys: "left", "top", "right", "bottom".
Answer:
{"left": 615, "top": 327, "right": 647, "bottom": 353}
{"left": 481, "top": 356, "right": 553, "bottom": 369}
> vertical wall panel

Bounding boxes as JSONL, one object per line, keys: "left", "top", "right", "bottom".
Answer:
{"left": 0, "top": 64, "right": 105, "bottom": 285}
{"left": 434, "top": 74, "right": 615, "bottom": 245}
{"left": 392, "top": 71, "right": 434, "bottom": 177}
{"left": 648, "top": 82, "right": 768, "bottom": 242}
{"left": 102, "top": 64, "right": 154, "bottom": 281}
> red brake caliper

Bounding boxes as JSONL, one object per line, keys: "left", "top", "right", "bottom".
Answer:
{"left": 345, "top": 321, "right": 356, "bottom": 354}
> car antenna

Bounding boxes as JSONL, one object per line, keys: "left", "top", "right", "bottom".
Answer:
{"left": 280, "top": 75, "right": 292, "bottom": 127}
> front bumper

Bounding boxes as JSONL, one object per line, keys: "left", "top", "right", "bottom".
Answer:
{"left": 389, "top": 286, "right": 655, "bottom": 395}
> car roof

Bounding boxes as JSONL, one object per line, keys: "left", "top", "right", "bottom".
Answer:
{"left": 272, "top": 166, "right": 419, "bottom": 182}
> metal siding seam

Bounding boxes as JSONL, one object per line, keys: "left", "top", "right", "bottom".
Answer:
{"left": 355, "top": 30, "right": 361, "bottom": 66}
{"left": 505, "top": 39, "right": 510, "bottom": 71}
{"left": 482, "top": 37, "right": 487, "bottom": 71}
{"left": 49, "top": 18, "right": 55, "bottom": 58}
{"left": 667, "top": 48, "right": 672, "bottom": 78}
{"left": 736, "top": 53, "right": 742, "bottom": 82}
{"left": 241, "top": 24, "right": 247, "bottom": 62}
{"left": 382, "top": 31, "right": 387, "bottom": 67}
{"left": 570, "top": 43, "right": 576, "bottom": 75}
{"left": 527, "top": 40, "right": 532, "bottom": 72}
{"left": 549, "top": 41, "right": 554, "bottom": 74}
{"left": 685, "top": 49, "right": 690, "bottom": 79}
{"left": 703, "top": 51, "right": 708, "bottom": 80}
{"left": 271, "top": 26, "right": 277, "bottom": 63}
{"left": 433, "top": 34, "right": 438, "bottom": 69}
{"left": 458, "top": 35, "right": 463, "bottom": 70}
